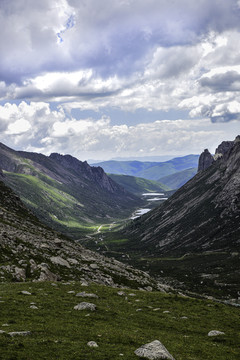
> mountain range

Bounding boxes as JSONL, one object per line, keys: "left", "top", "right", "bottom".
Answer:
{"left": 0, "top": 143, "right": 142, "bottom": 239}
{"left": 84, "top": 137, "right": 240, "bottom": 302}
{"left": 92, "top": 154, "right": 199, "bottom": 181}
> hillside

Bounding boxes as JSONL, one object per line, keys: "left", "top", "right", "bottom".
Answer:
{"left": 93, "top": 155, "right": 199, "bottom": 181}
{"left": 121, "top": 136, "right": 240, "bottom": 300}
{"left": 0, "top": 143, "right": 142, "bottom": 238}
{"left": 88, "top": 137, "right": 240, "bottom": 301}
{"left": 108, "top": 174, "right": 170, "bottom": 195}
{"left": 158, "top": 167, "right": 197, "bottom": 189}
{"left": 0, "top": 175, "right": 157, "bottom": 289}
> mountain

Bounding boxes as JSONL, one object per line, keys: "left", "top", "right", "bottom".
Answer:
{"left": 108, "top": 174, "right": 170, "bottom": 195}
{"left": 92, "top": 155, "right": 199, "bottom": 181}
{"left": 0, "top": 174, "right": 158, "bottom": 289}
{"left": 0, "top": 143, "right": 142, "bottom": 238}
{"left": 98, "top": 136, "right": 240, "bottom": 301}
{"left": 158, "top": 167, "right": 197, "bottom": 189}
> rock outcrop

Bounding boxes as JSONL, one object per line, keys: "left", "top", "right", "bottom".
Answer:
{"left": 198, "top": 139, "right": 235, "bottom": 172}
{"left": 197, "top": 149, "right": 214, "bottom": 172}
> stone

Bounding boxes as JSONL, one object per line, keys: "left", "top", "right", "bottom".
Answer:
{"left": 14, "top": 267, "right": 26, "bottom": 281}
{"left": 38, "top": 267, "right": 59, "bottom": 282}
{"left": 87, "top": 341, "right": 99, "bottom": 348}
{"left": 20, "top": 291, "right": 31, "bottom": 295}
{"left": 50, "top": 256, "right": 70, "bottom": 268}
{"left": 67, "top": 258, "right": 79, "bottom": 265}
{"left": 9, "top": 331, "right": 31, "bottom": 337}
{"left": 90, "top": 263, "right": 98, "bottom": 269}
{"left": 30, "top": 305, "right": 38, "bottom": 309}
{"left": 208, "top": 330, "right": 225, "bottom": 336}
{"left": 76, "top": 292, "right": 98, "bottom": 299}
{"left": 134, "top": 340, "right": 175, "bottom": 360}
{"left": 117, "top": 291, "right": 126, "bottom": 296}
{"left": 0, "top": 330, "right": 5, "bottom": 334}
{"left": 74, "top": 302, "right": 96, "bottom": 311}
{"left": 145, "top": 286, "right": 153, "bottom": 292}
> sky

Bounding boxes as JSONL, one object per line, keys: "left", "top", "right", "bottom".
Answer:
{"left": 0, "top": 0, "right": 240, "bottom": 161}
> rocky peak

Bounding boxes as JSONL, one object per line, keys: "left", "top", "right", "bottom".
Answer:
{"left": 214, "top": 140, "right": 234, "bottom": 161}
{"left": 198, "top": 137, "right": 237, "bottom": 172}
{"left": 49, "top": 153, "right": 125, "bottom": 194}
{"left": 197, "top": 149, "right": 214, "bottom": 172}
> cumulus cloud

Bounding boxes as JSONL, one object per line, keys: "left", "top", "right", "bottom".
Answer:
{"left": 0, "top": 101, "right": 239, "bottom": 160}
{"left": 0, "top": 0, "right": 240, "bottom": 136}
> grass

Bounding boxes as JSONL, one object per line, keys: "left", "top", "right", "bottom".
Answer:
{"left": 0, "top": 282, "right": 239, "bottom": 360}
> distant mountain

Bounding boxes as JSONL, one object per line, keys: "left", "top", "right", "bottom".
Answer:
{"left": 158, "top": 167, "right": 197, "bottom": 189}
{"left": 102, "top": 136, "right": 240, "bottom": 300}
{"left": 0, "top": 143, "right": 142, "bottom": 239}
{"left": 0, "top": 174, "right": 157, "bottom": 289}
{"left": 108, "top": 174, "right": 170, "bottom": 196}
{"left": 92, "top": 155, "right": 199, "bottom": 181}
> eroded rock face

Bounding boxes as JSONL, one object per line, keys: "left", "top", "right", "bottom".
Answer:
{"left": 198, "top": 149, "right": 214, "bottom": 172}
{"left": 215, "top": 141, "right": 234, "bottom": 160}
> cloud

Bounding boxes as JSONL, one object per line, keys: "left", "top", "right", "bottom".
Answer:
{"left": 0, "top": 101, "right": 239, "bottom": 160}
{"left": 0, "top": 0, "right": 240, "bottom": 127}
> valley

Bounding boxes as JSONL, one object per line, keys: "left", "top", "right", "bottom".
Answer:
{"left": 0, "top": 139, "right": 239, "bottom": 359}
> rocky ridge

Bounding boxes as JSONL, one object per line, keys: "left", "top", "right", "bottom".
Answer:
{"left": 122, "top": 136, "right": 240, "bottom": 300}
{"left": 0, "top": 142, "right": 142, "bottom": 238}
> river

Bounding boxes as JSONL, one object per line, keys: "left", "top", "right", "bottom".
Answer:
{"left": 131, "top": 192, "right": 168, "bottom": 219}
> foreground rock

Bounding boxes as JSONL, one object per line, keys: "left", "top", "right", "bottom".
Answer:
{"left": 87, "top": 341, "right": 99, "bottom": 348}
{"left": 208, "top": 330, "right": 225, "bottom": 336}
{"left": 134, "top": 340, "right": 175, "bottom": 360}
{"left": 74, "top": 302, "right": 96, "bottom": 311}
{"left": 9, "top": 331, "right": 31, "bottom": 337}
{"left": 76, "top": 292, "right": 98, "bottom": 298}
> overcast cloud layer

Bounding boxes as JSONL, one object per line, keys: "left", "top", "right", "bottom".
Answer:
{"left": 0, "top": 0, "right": 240, "bottom": 159}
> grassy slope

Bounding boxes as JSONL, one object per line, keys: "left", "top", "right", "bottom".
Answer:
{"left": 0, "top": 282, "right": 239, "bottom": 360}
{"left": 158, "top": 168, "right": 197, "bottom": 189}
{"left": 3, "top": 170, "right": 141, "bottom": 238}
{"left": 108, "top": 174, "right": 170, "bottom": 195}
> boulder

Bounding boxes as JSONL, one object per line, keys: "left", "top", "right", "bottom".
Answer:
{"left": 76, "top": 292, "right": 98, "bottom": 298}
{"left": 74, "top": 302, "right": 96, "bottom": 311}
{"left": 50, "top": 256, "right": 70, "bottom": 268}
{"left": 87, "top": 341, "right": 99, "bottom": 348}
{"left": 208, "top": 330, "right": 225, "bottom": 336}
{"left": 134, "top": 340, "right": 175, "bottom": 360}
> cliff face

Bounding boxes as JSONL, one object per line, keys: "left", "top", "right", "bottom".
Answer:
{"left": 49, "top": 153, "right": 123, "bottom": 194}
{"left": 125, "top": 136, "right": 240, "bottom": 255}
{"left": 197, "top": 140, "right": 235, "bottom": 172}
{"left": 121, "top": 136, "right": 240, "bottom": 300}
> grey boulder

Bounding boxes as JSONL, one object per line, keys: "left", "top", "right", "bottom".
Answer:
{"left": 134, "top": 340, "right": 175, "bottom": 360}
